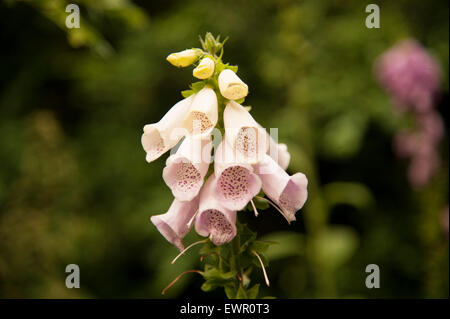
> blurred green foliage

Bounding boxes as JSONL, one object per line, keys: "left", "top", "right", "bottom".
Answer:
{"left": 0, "top": 0, "right": 448, "bottom": 298}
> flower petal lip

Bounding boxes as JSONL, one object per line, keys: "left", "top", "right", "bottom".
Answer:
{"left": 141, "top": 95, "right": 195, "bottom": 163}
{"left": 163, "top": 136, "right": 212, "bottom": 202}
{"left": 150, "top": 197, "right": 199, "bottom": 251}
{"left": 183, "top": 87, "right": 218, "bottom": 138}
{"left": 218, "top": 69, "right": 248, "bottom": 100}
{"left": 274, "top": 143, "right": 291, "bottom": 171}
{"left": 254, "top": 155, "right": 308, "bottom": 222}
{"left": 223, "top": 100, "right": 267, "bottom": 164}
{"left": 258, "top": 124, "right": 291, "bottom": 170}
{"left": 214, "top": 140, "right": 262, "bottom": 211}
{"left": 166, "top": 49, "right": 202, "bottom": 67}
{"left": 195, "top": 175, "right": 237, "bottom": 246}
{"left": 193, "top": 57, "right": 215, "bottom": 79}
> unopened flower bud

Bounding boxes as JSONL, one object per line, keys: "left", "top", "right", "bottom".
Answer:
{"left": 193, "top": 57, "right": 215, "bottom": 79}
{"left": 218, "top": 69, "right": 248, "bottom": 100}
{"left": 166, "top": 49, "right": 202, "bottom": 67}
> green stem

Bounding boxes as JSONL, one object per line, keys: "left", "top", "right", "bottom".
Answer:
{"left": 230, "top": 220, "right": 248, "bottom": 298}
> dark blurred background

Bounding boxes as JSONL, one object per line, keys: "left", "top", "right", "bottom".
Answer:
{"left": 0, "top": 0, "right": 448, "bottom": 298}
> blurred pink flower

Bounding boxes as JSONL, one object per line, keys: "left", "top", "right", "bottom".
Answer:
{"left": 393, "top": 110, "right": 444, "bottom": 188}
{"left": 375, "top": 39, "right": 441, "bottom": 113}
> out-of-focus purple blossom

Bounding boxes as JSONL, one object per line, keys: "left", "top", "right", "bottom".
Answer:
{"left": 418, "top": 110, "right": 444, "bottom": 143}
{"left": 392, "top": 110, "right": 444, "bottom": 188}
{"left": 407, "top": 152, "right": 440, "bottom": 188}
{"left": 375, "top": 39, "right": 441, "bottom": 113}
{"left": 378, "top": 39, "right": 445, "bottom": 189}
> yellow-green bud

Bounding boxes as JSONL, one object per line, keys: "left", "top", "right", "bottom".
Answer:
{"left": 218, "top": 69, "right": 248, "bottom": 100}
{"left": 193, "top": 57, "right": 215, "bottom": 79}
{"left": 166, "top": 49, "right": 202, "bottom": 67}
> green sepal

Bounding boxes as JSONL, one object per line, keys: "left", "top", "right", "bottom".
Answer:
{"left": 190, "top": 81, "right": 206, "bottom": 92}
{"left": 243, "top": 193, "right": 269, "bottom": 212}
{"left": 246, "top": 284, "right": 260, "bottom": 299}
{"left": 181, "top": 89, "right": 194, "bottom": 98}
{"left": 201, "top": 264, "right": 237, "bottom": 292}
{"left": 237, "top": 223, "right": 257, "bottom": 254}
{"left": 224, "top": 284, "right": 237, "bottom": 299}
{"left": 235, "top": 285, "right": 248, "bottom": 299}
{"left": 199, "top": 239, "right": 221, "bottom": 255}
{"left": 250, "top": 240, "right": 276, "bottom": 255}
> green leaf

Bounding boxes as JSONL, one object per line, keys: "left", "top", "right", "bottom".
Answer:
{"left": 237, "top": 224, "right": 257, "bottom": 253}
{"left": 199, "top": 240, "right": 221, "bottom": 255}
{"left": 201, "top": 281, "right": 215, "bottom": 292}
{"left": 244, "top": 196, "right": 269, "bottom": 213}
{"left": 227, "top": 65, "right": 238, "bottom": 72}
{"left": 236, "top": 285, "right": 248, "bottom": 299}
{"left": 247, "top": 284, "right": 260, "bottom": 299}
{"left": 202, "top": 264, "right": 236, "bottom": 287}
{"left": 181, "top": 89, "right": 194, "bottom": 98}
{"left": 215, "top": 62, "right": 226, "bottom": 74}
{"left": 250, "top": 240, "right": 276, "bottom": 254}
{"left": 190, "top": 81, "right": 206, "bottom": 92}
{"left": 215, "top": 62, "right": 238, "bottom": 74}
{"left": 224, "top": 284, "right": 236, "bottom": 299}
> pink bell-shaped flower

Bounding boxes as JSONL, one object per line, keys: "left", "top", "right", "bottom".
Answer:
{"left": 141, "top": 95, "right": 194, "bottom": 163}
{"left": 224, "top": 101, "right": 267, "bottom": 164}
{"left": 163, "top": 135, "right": 212, "bottom": 201}
{"left": 195, "top": 175, "right": 237, "bottom": 245}
{"left": 150, "top": 197, "right": 199, "bottom": 251}
{"left": 183, "top": 87, "right": 218, "bottom": 139}
{"left": 214, "top": 140, "right": 262, "bottom": 210}
{"left": 255, "top": 155, "right": 308, "bottom": 223}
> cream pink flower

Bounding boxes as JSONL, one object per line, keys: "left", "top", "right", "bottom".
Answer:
{"left": 255, "top": 155, "right": 308, "bottom": 223}
{"left": 184, "top": 87, "right": 218, "bottom": 138}
{"left": 141, "top": 95, "right": 194, "bottom": 163}
{"left": 150, "top": 197, "right": 199, "bottom": 251}
{"left": 195, "top": 175, "right": 237, "bottom": 245}
{"left": 214, "top": 140, "right": 262, "bottom": 210}
{"left": 163, "top": 136, "right": 212, "bottom": 201}
{"left": 224, "top": 101, "right": 267, "bottom": 164}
